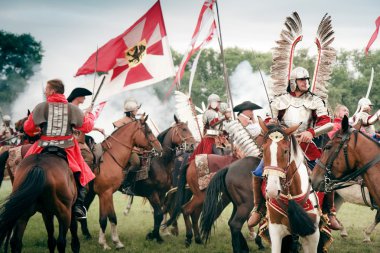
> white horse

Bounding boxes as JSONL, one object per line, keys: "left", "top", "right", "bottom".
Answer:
{"left": 335, "top": 184, "right": 380, "bottom": 242}
{"left": 260, "top": 123, "right": 320, "bottom": 253}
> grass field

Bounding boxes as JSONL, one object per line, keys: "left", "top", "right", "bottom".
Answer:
{"left": 0, "top": 179, "right": 379, "bottom": 253}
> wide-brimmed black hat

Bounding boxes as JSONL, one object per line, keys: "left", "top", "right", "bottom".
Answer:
{"left": 67, "top": 88, "right": 92, "bottom": 102}
{"left": 233, "top": 101, "right": 262, "bottom": 113}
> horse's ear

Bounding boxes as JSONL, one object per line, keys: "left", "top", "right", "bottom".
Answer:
{"left": 144, "top": 114, "right": 149, "bottom": 123}
{"left": 258, "top": 116, "right": 268, "bottom": 135}
{"left": 174, "top": 114, "right": 179, "bottom": 124}
{"left": 342, "top": 115, "right": 350, "bottom": 132}
{"left": 27, "top": 109, "right": 31, "bottom": 116}
{"left": 284, "top": 122, "right": 302, "bottom": 136}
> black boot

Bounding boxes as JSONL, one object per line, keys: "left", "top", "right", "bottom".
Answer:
{"left": 121, "top": 169, "right": 137, "bottom": 195}
{"left": 73, "top": 173, "right": 87, "bottom": 220}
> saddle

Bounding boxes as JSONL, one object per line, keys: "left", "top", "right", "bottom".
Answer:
{"left": 41, "top": 146, "right": 68, "bottom": 163}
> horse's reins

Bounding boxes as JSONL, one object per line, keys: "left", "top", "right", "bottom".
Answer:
{"left": 170, "top": 124, "right": 195, "bottom": 152}
{"left": 317, "top": 129, "right": 380, "bottom": 192}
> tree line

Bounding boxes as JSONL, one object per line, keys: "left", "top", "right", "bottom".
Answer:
{"left": 1, "top": 30, "right": 379, "bottom": 118}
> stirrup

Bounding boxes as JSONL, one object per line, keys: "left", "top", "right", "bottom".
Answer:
{"left": 122, "top": 187, "right": 135, "bottom": 196}
{"left": 74, "top": 206, "right": 87, "bottom": 220}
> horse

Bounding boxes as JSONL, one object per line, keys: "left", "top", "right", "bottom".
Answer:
{"left": 199, "top": 157, "right": 263, "bottom": 253}
{"left": 311, "top": 116, "right": 380, "bottom": 241}
{"left": 165, "top": 152, "right": 238, "bottom": 247}
{"left": 80, "top": 115, "right": 196, "bottom": 243}
{"left": 334, "top": 185, "right": 380, "bottom": 242}
{"left": 78, "top": 116, "right": 163, "bottom": 250}
{"left": 0, "top": 148, "right": 79, "bottom": 253}
{"left": 258, "top": 121, "right": 321, "bottom": 253}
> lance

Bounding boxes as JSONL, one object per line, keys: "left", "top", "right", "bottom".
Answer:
{"left": 91, "top": 46, "right": 99, "bottom": 103}
{"left": 91, "top": 75, "right": 106, "bottom": 106}
{"left": 258, "top": 67, "right": 274, "bottom": 118}
{"left": 215, "top": 0, "right": 235, "bottom": 119}
{"left": 365, "top": 67, "right": 375, "bottom": 99}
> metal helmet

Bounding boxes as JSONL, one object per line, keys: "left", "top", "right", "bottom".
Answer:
{"left": 357, "top": 97, "right": 373, "bottom": 113}
{"left": 124, "top": 98, "right": 141, "bottom": 112}
{"left": 207, "top": 94, "right": 221, "bottom": 105}
{"left": 2, "top": 115, "right": 11, "bottom": 122}
{"left": 219, "top": 102, "right": 231, "bottom": 114}
{"left": 289, "top": 67, "right": 310, "bottom": 92}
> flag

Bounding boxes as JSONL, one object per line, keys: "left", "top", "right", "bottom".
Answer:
{"left": 365, "top": 16, "right": 380, "bottom": 55}
{"left": 173, "top": 0, "right": 217, "bottom": 86}
{"left": 92, "top": 101, "right": 107, "bottom": 121}
{"left": 76, "top": 1, "right": 174, "bottom": 100}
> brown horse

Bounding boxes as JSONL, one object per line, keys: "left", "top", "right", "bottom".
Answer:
{"left": 311, "top": 116, "right": 380, "bottom": 236}
{"left": 82, "top": 116, "right": 162, "bottom": 250}
{"left": 0, "top": 149, "right": 79, "bottom": 253}
{"left": 259, "top": 122, "right": 321, "bottom": 253}
{"left": 80, "top": 115, "right": 196, "bottom": 243}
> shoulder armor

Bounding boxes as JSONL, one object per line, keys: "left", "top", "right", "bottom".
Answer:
{"left": 69, "top": 104, "right": 84, "bottom": 127}
{"left": 32, "top": 102, "right": 48, "bottom": 125}
{"left": 271, "top": 94, "right": 291, "bottom": 111}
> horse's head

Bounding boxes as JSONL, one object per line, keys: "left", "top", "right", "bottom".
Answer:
{"left": 171, "top": 115, "right": 196, "bottom": 152}
{"left": 15, "top": 111, "right": 40, "bottom": 144}
{"left": 311, "top": 115, "right": 359, "bottom": 192}
{"left": 258, "top": 117, "right": 300, "bottom": 199}
{"left": 135, "top": 114, "right": 163, "bottom": 154}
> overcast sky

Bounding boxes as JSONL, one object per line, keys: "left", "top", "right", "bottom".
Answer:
{"left": 1, "top": 0, "right": 380, "bottom": 134}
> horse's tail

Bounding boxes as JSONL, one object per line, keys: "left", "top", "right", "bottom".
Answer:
{"left": 0, "top": 150, "right": 9, "bottom": 187}
{"left": 200, "top": 167, "right": 228, "bottom": 243}
{"left": 0, "top": 166, "right": 46, "bottom": 246}
{"left": 164, "top": 162, "right": 189, "bottom": 227}
{"left": 288, "top": 199, "right": 316, "bottom": 236}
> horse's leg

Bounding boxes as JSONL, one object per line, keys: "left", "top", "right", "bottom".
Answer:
{"left": 191, "top": 204, "right": 203, "bottom": 244}
{"left": 98, "top": 193, "right": 111, "bottom": 250}
{"left": 105, "top": 192, "right": 124, "bottom": 249}
{"left": 70, "top": 214, "right": 80, "bottom": 253}
{"left": 123, "top": 194, "right": 133, "bottom": 216}
{"left": 363, "top": 210, "right": 380, "bottom": 242}
{"left": 228, "top": 205, "right": 250, "bottom": 253}
{"left": 56, "top": 214, "right": 70, "bottom": 253}
{"left": 81, "top": 183, "right": 96, "bottom": 240}
{"left": 268, "top": 224, "right": 287, "bottom": 253}
{"left": 42, "top": 213, "right": 56, "bottom": 253}
{"left": 334, "top": 192, "right": 348, "bottom": 238}
{"left": 182, "top": 211, "right": 193, "bottom": 247}
{"left": 146, "top": 192, "right": 164, "bottom": 243}
{"left": 9, "top": 217, "right": 30, "bottom": 253}
{"left": 299, "top": 229, "right": 320, "bottom": 253}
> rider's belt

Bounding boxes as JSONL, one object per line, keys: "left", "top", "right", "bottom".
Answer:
{"left": 205, "top": 129, "right": 220, "bottom": 136}
{"left": 38, "top": 135, "right": 74, "bottom": 149}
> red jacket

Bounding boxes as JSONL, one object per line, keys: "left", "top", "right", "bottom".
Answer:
{"left": 24, "top": 94, "right": 95, "bottom": 186}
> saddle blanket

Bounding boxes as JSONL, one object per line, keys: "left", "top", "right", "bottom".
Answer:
{"left": 195, "top": 154, "right": 237, "bottom": 190}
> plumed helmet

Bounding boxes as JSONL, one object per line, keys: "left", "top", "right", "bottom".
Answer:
{"left": 2, "top": 115, "right": 11, "bottom": 122}
{"left": 124, "top": 98, "right": 141, "bottom": 112}
{"left": 207, "top": 94, "right": 221, "bottom": 105}
{"left": 289, "top": 67, "right": 310, "bottom": 92}
{"left": 219, "top": 102, "right": 231, "bottom": 114}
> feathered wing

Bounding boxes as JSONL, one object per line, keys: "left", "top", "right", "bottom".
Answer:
{"left": 174, "top": 91, "right": 203, "bottom": 142}
{"left": 311, "top": 13, "right": 336, "bottom": 99}
{"left": 271, "top": 12, "right": 303, "bottom": 96}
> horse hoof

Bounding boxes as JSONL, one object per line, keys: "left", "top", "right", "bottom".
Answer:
{"left": 363, "top": 238, "right": 371, "bottom": 243}
{"left": 157, "top": 237, "right": 164, "bottom": 244}
{"left": 146, "top": 232, "right": 154, "bottom": 241}
{"left": 84, "top": 233, "right": 92, "bottom": 240}
{"left": 160, "top": 228, "right": 171, "bottom": 236}
{"left": 123, "top": 210, "right": 130, "bottom": 216}
{"left": 185, "top": 239, "right": 191, "bottom": 248}
{"left": 340, "top": 232, "right": 348, "bottom": 238}
{"left": 170, "top": 228, "right": 179, "bottom": 237}
{"left": 102, "top": 244, "right": 111, "bottom": 250}
{"left": 115, "top": 242, "right": 125, "bottom": 249}
{"left": 195, "top": 237, "right": 203, "bottom": 245}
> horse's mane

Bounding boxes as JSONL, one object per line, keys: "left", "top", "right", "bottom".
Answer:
{"left": 157, "top": 127, "right": 171, "bottom": 144}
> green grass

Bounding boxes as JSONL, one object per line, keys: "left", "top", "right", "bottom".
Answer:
{"left": 0, "top": 179, "right": 379, "bottom": 252}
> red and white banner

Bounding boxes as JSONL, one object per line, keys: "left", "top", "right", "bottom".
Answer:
{"left": 76, "top": 1, "right": 174, "bottom": 101}
{"left": 365, "top": 16, "right": 380, "bottom": 55}
{"left": 92, "top": 101, "right": 107, "bottom": 121}
{"left": 173, "top": 0, "right": 217, "bottom": 86}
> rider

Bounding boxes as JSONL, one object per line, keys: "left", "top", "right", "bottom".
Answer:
{"left": 189, "top": 94, "right": 225, "bottom": 162}
{"left": 23, "top": 79, "right": 95, "bottom": 219}
{"left": 115, "top": 97, "right": 143, "bottom": 194}
{"left": 248, "top": 67, "right": 342, "bottom": 230}
{"left": 328, "top": 104, "right": 349, "bottom": 139}
{"left": 67, "top": 87, "right": 105, "bottom": 167}
{"left": 0, "top": 115, "right": 15, "bottom": 146}
{"left": 351, "top": 97, "right": 380, "bottom": 138}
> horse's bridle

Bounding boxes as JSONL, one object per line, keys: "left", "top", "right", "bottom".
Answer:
{"left": 317, "top": 129, "right": 380, "bottom": 192}
{"left": 171, "top": 124, "right": 195, "bottom": 153}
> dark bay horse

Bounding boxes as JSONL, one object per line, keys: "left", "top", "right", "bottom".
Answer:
{"left": 80, "top": 116, "right": 163, "bottom": 250}
{"left": 80, "top": 116, "right": 196, "bottom": 243}
{"left": 200, "top": 157, "right": 262, "bottom": 253}
{"left": 0, "top": 151, "right": 79, "bottom": 253}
